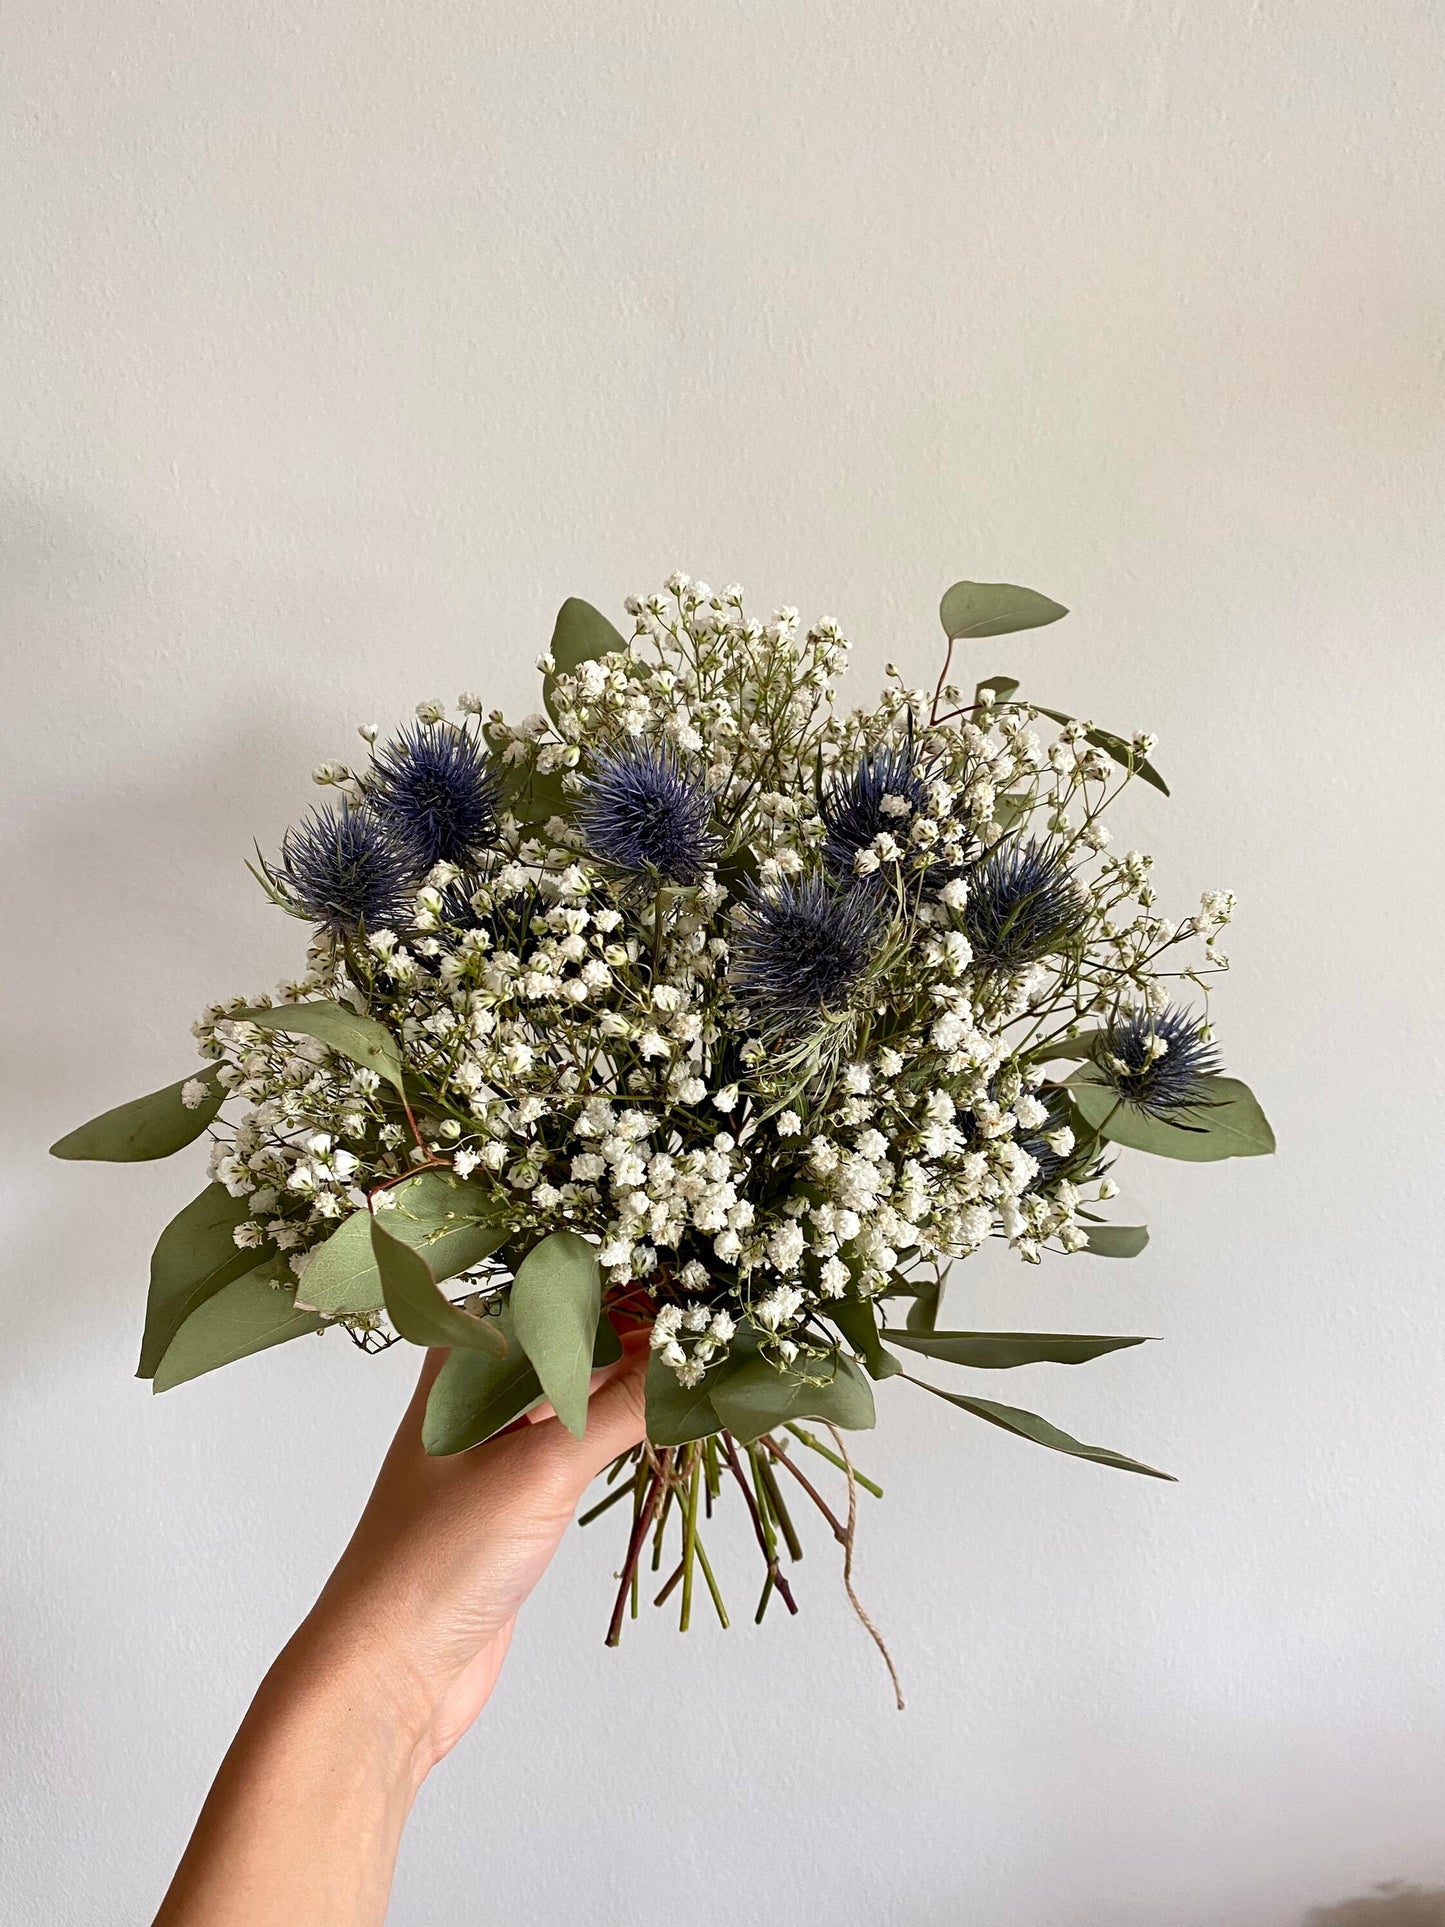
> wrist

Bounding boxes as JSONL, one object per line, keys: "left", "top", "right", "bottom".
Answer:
{"left": 272, "top": 1607, "right": 442, "bottom": 1797}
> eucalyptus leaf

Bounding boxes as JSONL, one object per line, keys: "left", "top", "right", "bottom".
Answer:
{"left": 830, "top": 1297, "right": 902, "bottom": 1380}
{"left": 543, "top": 596, "right": 627, "bottom": 723}
{"left": 423, "top": 1311, "right": 542, "bottom": 1455}
{"left": 940, "top": 581, "right": 1068, "bottom": 640}
{"left": 371, "top": 1219, "right": 508, "bottom": 1354}
{"left": 909, "top": 1377, "right": 1174, "bottom": 1479}
{"left": 906, "top": 1276, "right": 943, "bottom": 1334}
{"left": 423, "top": 1308, "right": 625, "bottom": 1455}
{"left": 1024, "top": 1029, "right": 1107, "bottom": 1064}
{"left": 645, "top": 1352, "right": 725, "bottom": 1447}
{"left": 710, "top": 1352, "right": 876, "bottom": 1445}
{"left": 152, "top": 1266, "right": 323, "bottom": 1392}
{"left": 242, "top": 1002, "right": 406, "bottom": 1093}
{"left": 297, "top": 1170, "right": 511, "bottom": 1316}
{"left": 1032, "top": 706, "right": 1170, "bottom": 797}
{"left": 509, "top": 1230, "right": 603, "bottom": 1439}
{"left": 50, "top": 1067, "right": 224, "bottom": 1163}
{"left": 975, "top": 674, "right": 1021, "bottom": 705}
{"left": 509, "top": 766, "right": 572, "bottom": 829}
{"left": 1082, "top": 1224, "right": 1150, "bottom": 1258}
{"left": 1068, "top": 1066, "right": 1276, "bottom": 1161}
{"left": 138, "top": 1183, "right": 271, "bottom": 1378}
{"left": 889, "top": 1329, "right": 1149, "bottom": 1369}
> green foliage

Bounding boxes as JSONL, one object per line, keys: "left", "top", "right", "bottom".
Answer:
{"left": 509, "top": 1230, "right": 603, "bottom": 1439}
{"left": 1031, "top": 705, "right": 1170, "bottom": 797}
{"left": 138, "top": 1184, "right": 269, "bottom": 1378}
{"left": 909, "top": 1377, "right": 1174, "bottom": 1479}
{"left": 242, "top": 1002, "right": 406, "bottom": 1093}
{"left": 1081, "top": 1224, "right": 1150, "bottom": 1258}
{"left": 423, "top": 1308, "right": 624, "bottom": 1455}
{"left": 297, "top": 1171, "right": 511, "bottom": 1316}
{"left": 888, "top": 1329, "right": 1149, "bottom": 1369}
{"left": 710, "top": 1351, "right": 876, "bottom": 1444}
{"left": 830, "top": 1296, "right": 903, "bottom": 1380}
{"left": 1068, "top": 1066, "right": 1276, "bottom": 1160}
{"left": 974, "top": 674, "right": 1021, "bottom": 705}
{"left": 543, "top": 596, "right": 627, "bottom": 724}
{"left": 152, "top": 1266, "right": 323, "bottom": 1392}
{"left": 370, "top": 1219, "right": 508, "bottom": 1354}
{"left": 645, "top": 1352, "right": 726, "bottom": 1447}
{"left": 423, "top": 1310, "right": 543, "bottom": 1454}
{"left": 50, "top": 1067, "right": 224, "bottom": 1163}
{"left": 939, "top": 581, "right": 1069, "bottom": 639}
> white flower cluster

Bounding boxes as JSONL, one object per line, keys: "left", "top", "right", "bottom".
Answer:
{"left": 192, "top": 576, "right": 1235, "bottom": 1383}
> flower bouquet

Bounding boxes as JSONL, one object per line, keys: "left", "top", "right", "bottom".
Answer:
{"left": 54, "top": 573, "right": 1273, "bottom": 1699}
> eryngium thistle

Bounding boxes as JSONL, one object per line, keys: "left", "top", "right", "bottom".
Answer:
{"left": 732, "top": 874, "right": 881, "bottom": 1031}
{"left": 1097, "top": 1004, "right": 1222, "bottom": 1117}
{"left": 279, "top": 805, "right": 417, "bottom": 936}
{"left": 576, "top": 741, "right": 718, "bottom": 884}
{"left": 369, "top": 724, "right": 502, "bottom": 871}
{"left": 822, "top": 742, "right": 929, "bottom": 878}
{"left": 962, "top": 838, "right": 1088, "bottom": 968}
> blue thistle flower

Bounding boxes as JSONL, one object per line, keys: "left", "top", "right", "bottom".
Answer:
{"left": 369, "top": 724, "right": 502, "bottom": 871}
{"left": 1097, "top": 1004, "right": 1222, "bottom": 1117}
{"left": 822, "top": 742, "right": 928, "bottom": 877}
{"left": 576, "top": 741, "right": 719, "bottom": 885}
{"left": 732, "top": 874, "right": 881, "bottom": 1031}
{"left": 962, "top": 838, "right": 1088, "bottom": 968}
{"left": 278, "top": 805, "right": 418, "bottom": 936}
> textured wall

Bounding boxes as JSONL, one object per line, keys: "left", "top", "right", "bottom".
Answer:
{"left": 3, "top": 5, "right": 1443, "bottom": 1923}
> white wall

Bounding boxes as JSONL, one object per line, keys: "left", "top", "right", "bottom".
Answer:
{"left": 3, "top": 5, "right": 1443, "bottom": 1923}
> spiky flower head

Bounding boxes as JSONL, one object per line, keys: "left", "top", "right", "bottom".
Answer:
{"left": 732, "top": 873, "right": 882, "bottom": 1033}
{"left": 821, "top": 741, "right": 929, "bottom": 878}
{"left": 278, "top": 804, "right": 417, "bottom": 936}
{"left": 369, "top": 723, "right": 503, "bottom": 872}
{"left": 962, "top": 838, "right": 1088, "bottom": 968}
{"left": 576, "top": 740, "right": 719, "bottom": 885}
{"left": 1097, "top": 1004, "right": 1222, "bottom": 1117}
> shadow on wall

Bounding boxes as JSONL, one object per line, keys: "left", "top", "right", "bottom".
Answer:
{"left": 1305, "top": 1886, "right": 1445, "bottom": 1926}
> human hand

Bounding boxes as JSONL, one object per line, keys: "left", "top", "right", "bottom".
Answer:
{"left": 293, "top": 1332, "right": 650, "bottom": 1782}
{"left": 155, "top": 1337, "right": 648, "bottom": 1926}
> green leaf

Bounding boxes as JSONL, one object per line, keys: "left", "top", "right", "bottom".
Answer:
{"left": 138, "top": 1184, "right": 271, "bottom": 1378}
{"left": 829, "top": 1297, "right": 902, "bottom": 1380}
{"left": 889, "top": 1329, "right": 1149, "bottom": 1369}
{"left": 242, "top": 1002, "right": 405, "bottom": 1094}
{"left": 509, "top": 766, "right": 572, "bottom": 828}
{"left": 423, "top": 1308, "right": 543, "bottom": 1454}
{"left": 423, "top": 1307, "right": 623, "bottom": 1455}
{"left": 508, "top": 1230, "right": 602, "bottom": 1439}
{"left": 50, "top": 1067, "right": 224, "bottom": 1163}
{"left": 645, "top": 1352, "right": 725, "bottom": 1447}
{"left": 906, "top": 1276, "right": 943, "bottom": 1333}
{"left": 1068, "top": 1066, "right": 1276, "bottom": 1161}
{"left": 297, "top": 1170, "right": 512, "bottom": 1316}
{"left": 152, "top": 1265, "right": 323, "bottom": 1392}
{"left": 371, "top": 1219, "right": 508, "bottom": 1354}
{"left": 940, "top": 581, "right": 1068, "bottom": 640}
{"left": 710, "top": 1351, "right": 876, "bottom": 1445}
{"left": 975, "top": 674, "right": 1021, "bottom": 705}
{"left": 292, "top": 1210, "right": 379, "bottom": 1314}
{"left": 1082, "top": 1224, "right": 1150, "bottom": 1258}
{"left": 908, "top": 1378, "right": 1174, "bottom": 1479}
{"left": 1023, "top": 1029, "right": 1107, "bottom": 1064}
{"left": 1032, "top": 706, "right": 1170, "bottom": 797}
{"left": 543, "top": 596, "right": 626, "bottom": 723}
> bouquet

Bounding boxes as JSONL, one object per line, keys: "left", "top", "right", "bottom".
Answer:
{"left": 54, "top": 573, "right": 1273, "bottom": 1701}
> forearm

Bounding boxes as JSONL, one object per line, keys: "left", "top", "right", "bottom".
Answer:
{"left": 154, "top": 1620, "right": 427, "bottom": 1927}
